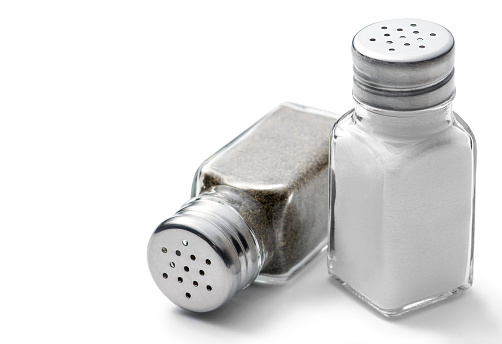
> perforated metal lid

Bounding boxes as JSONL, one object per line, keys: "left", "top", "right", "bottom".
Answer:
{"left": 352, "top": 19, "right": 456, "bottom": 110}
{"left": 147, "top": 197, "right": 260, "bottom": 312}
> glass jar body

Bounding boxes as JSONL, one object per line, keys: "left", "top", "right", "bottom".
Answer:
{"left": 193, "top": 103, "right": 338, "bottom": 284}
{"left": 328, "top": 102, "right": 476, "bottom": 316}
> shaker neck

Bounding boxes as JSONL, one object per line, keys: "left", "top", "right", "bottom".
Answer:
{"left": 353, "top": 99, "right": 454, "bottom": 140}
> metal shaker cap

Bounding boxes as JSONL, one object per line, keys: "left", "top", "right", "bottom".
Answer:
{"left": 147, "top": 197, "right": 261, "bottom": 312}
{"left": 352, "top": 19, "right": 455, "bottom": 110}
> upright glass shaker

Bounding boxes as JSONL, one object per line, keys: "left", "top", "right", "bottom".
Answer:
{"left": 328, "top": 19, "right": 476, "bottom": 316}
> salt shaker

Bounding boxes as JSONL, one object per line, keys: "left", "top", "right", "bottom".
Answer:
{"left": 148, "top": 103, "right": 338, "bottom": 312}
{"left": 328, "top": 19, "right": 476, "bottom": 316}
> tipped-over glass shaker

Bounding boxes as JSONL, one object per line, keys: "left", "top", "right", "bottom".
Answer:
{"left": 328, "top": 19, "right": 476, "bottom": 316}
{"left": 148, "top": 103, "right": 338, "bottom": 312}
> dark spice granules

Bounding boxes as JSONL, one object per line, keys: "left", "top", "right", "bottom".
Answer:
{"left": 192, "top": 103, "right": 337, "bottom": 278}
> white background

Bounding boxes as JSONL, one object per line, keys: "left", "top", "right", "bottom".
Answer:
{"left": 1, "top": 1, "right": 501, "bottom": 343}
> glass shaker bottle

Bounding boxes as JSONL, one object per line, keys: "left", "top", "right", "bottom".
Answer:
{"left": 328, "top": 19, "right": 476, "bottom": 317}
{"left": 149, "top": 103, "right": 338, "bottom": 312}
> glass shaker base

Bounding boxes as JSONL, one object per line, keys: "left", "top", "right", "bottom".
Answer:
{"left": 328, "top": 269, "right": 472, "bottom": 317}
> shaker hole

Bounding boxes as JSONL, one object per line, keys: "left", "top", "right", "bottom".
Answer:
{"left": 182, "top": 240, "right": 188, "bottom": 246}
{"left": 400, "top": 36, "right": 406, "bottom": 38}
{"left": 170, "top": 262, "right": 175, "bottom": 268}
{"left": 161, "top": 247, "right": 167, "bottom": 253}
{"left": 411, "top": 23, "right": 417, "bottom": 27}
{"left": 184, "top": 266, "right": 189, "bottom": 272}
{"left": 176, "top": 250, "right": 181, "bottom": 256}
{"left": 190, "top": 255, "right": 196, "bottom": 261}
{"left": 199, "top": 270, "right": 205, "bottom": 276}
{"left": 186, "top": 293, "right": 191, "bottom": 299}
{"left": 206, "top": 259, "right": 211, "bottom": 265}
{"left": 417, "top": 38, "right": 424, "bottom": 41}
{"left": 386, "top": 41, "right": 393, "bottom": 44}
{"left": 419, "top": 45, "right": 426, "bottom": 48}
{"left": 430, "top": 33, "right": 436, "bottom": 36}
{"left": 384, "top": 33, "right": 390, "bottom": 37}
{"left": 397, "top": 28, "right": 403, "bottom": 31}
{"left": 207, "top": 285, "right": 212, "bottom": 292}
{"left": 369, "top": 38, "right": 376, "bottom": 41}
{"left": 178, "top": 277, "right": 183, "bottom": 283}
{"left": 193, "top": 281, "right": 198, "bottom": 287}
{"left": 381, "top": 26, "right": 387, "bottom": 29}
{"left": 163, "top": 273, "right": 168, "bottom": 279}
{"left": 413, "top": 31, "right": 419, "bottom": 34}
{"left": 404, "top": 43, "right": 410, "bottom": 46}
{"left": 389, "top": 48, "right": 395, "bottom": 51}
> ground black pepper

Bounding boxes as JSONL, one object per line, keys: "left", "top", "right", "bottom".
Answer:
{"left": 192, "top": 103, "right": 337, "bottom": 278}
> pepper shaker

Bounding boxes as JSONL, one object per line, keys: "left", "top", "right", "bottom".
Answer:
{"left": 149, "top": 103, "right": 338, "bottom": 312}
{"left": 328, "top": 19, "right": 476, "bottom": 316}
